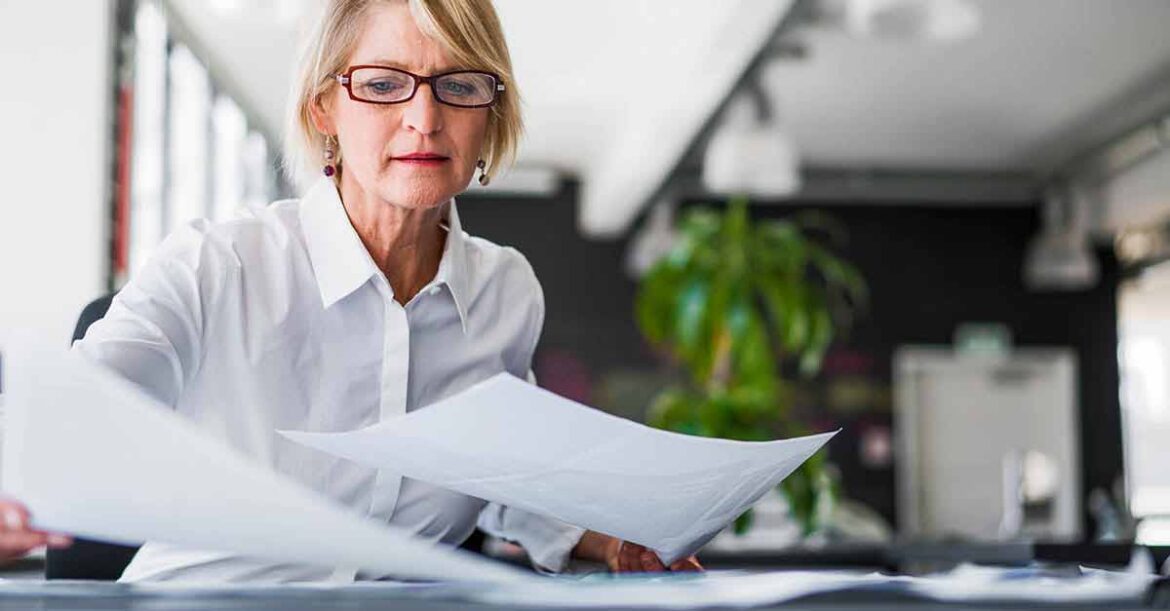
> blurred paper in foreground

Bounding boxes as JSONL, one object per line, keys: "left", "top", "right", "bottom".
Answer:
{"left": 1, "top": 351, "right": 525, "bottom": 584}
{"left": 281, "top": 374, "right": 836, "bottom": 565}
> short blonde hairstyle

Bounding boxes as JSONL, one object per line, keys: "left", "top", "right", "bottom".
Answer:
{"left": 284, "top": 0, "right": 522, "bottom": 190}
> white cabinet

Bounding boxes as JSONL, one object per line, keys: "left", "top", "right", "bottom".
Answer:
{"left": 894, "top": 348, "right": 1081, "bottom": 541}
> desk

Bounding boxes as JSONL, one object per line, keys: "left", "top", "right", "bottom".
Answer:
{"left": 4, "top": 546, "right": 1167, "bottom": 611}
{"left": 699, "top": 543, "right": 1170, "bottom": 573}
{"left": 0, "top": 585, "right": 1155, "bottom": 608}
{"left": 0, "top": 574, "right": 1166, "bottom": 611}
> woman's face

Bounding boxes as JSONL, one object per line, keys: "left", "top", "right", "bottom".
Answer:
{"left": 316, "top": 3, "right": 489, "bottom": 210}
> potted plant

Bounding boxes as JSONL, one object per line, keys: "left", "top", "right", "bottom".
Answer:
{"left": 634, "top": 197, "right": 867, "bottom": 536}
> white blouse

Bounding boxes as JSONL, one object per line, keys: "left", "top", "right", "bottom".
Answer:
{"left": 73, "top": 177, "right": 585, "bottom": 583}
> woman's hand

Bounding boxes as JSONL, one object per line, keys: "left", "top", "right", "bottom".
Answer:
{"left": 0, "top": 499, "right": 72, "bottom": 560}
{"left": 604, "top": 538, "right": 703, "bottom": 573}
{"left": 574, "top": 530, "right": 703, "bottom": 573}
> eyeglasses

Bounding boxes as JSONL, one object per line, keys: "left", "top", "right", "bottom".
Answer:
{"left": 335, "top": 65, "right": 504, "bottom": 108}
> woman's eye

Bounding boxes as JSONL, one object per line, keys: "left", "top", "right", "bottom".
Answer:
{"left": 441, "top": 80, "right": 475, "bottom": 96}
{"left": 364, "top": 80, "right": 403, "bottom": 94}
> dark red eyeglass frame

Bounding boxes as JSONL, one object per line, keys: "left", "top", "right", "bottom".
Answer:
{"left": 334, "top": 65, "right": 505, "bottom": 109}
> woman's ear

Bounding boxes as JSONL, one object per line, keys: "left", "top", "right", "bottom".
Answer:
{"left": 308, "top": 93, "right": 336, "bottom": 136}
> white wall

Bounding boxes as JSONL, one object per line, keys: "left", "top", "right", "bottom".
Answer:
{"left": 0, "top": 2, "right": 112, "bottom": 378}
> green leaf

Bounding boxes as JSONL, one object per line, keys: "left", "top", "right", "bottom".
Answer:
{"left": 790, "top": 210, "right": 849, "bottom": 246}
{"left": 756, "top": 222, "right": 808, "bottom": 278}
{"left": 674, "top": 280, "right": 708, "bottom": 351}
{"left": 733, "top": 509, "right": 754, "bottom": 535}
{"left": 634, "top": 264, "right": 680, "bottom": 345}
{"left": 647, "top": 387, "right": 702, "bottom": 434}
{"left": 807, "top": 242, "right": 869, "bottom": 309}
{"left": 760, "top": 281, "right": 809, "bottom": 353}
{"left": 732, "top": 309, "right": 776, "bottom": 392}
{"left": 799, "top": 302, "right": 834, "bottom": 376}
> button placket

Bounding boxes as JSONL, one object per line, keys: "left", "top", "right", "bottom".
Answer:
{"left": 368, "top": 284, "right": 409, "bottom": 522}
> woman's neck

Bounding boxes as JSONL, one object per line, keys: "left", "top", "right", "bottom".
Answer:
{"left": 337, "top": 172, "right": 447, "bottom": 305}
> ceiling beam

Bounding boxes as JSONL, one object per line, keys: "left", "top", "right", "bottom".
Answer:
{"left": 578, "top": 0, "right": 808, "bottom": 238}
{"left": 673, "top": 168, "right": 1039, "bottom": 206}
{"left": 1042, "top": 57, "right": 1170, "bottom": 183}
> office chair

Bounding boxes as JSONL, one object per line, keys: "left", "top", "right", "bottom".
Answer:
{"left": 45, "top": 293, "right": 489, "bottom": 580}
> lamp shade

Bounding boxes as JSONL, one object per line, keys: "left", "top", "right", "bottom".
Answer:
{"left": 845, "top": 0, "right": 981, "bottom": 42}
{"left": 702, "top": 96, "right": 802, "bottom": 197}
{"left": 1023, "top": 228, "right": 1099, "bottom": 291}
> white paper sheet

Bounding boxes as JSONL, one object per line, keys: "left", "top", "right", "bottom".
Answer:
{"left": 1, "top": 350, "right": 527, "bottom": 584}
{"left": 476, "top": 570, "right": 894, "bottom": 608}
{"left": 903, "top": 562, "right": 1156, "bottom": 603}
{"left": 0, "top": 566, "right": 1152, "bottom": 608}
{"left": 280, "top": 373, "right": 836, "bottom": 564}
{"left": 472, "top": 565, "right": 1155, "bottom": 609}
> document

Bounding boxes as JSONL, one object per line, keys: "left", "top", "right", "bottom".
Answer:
{"left": 0, "top": 567, "right": 1150, "bottom": 608}
{"left": 1, "top": 350, "right": 527, "bottom": 583}
{"left": 473, "top": 565, "right": 1154, "bottom": 608}
{"left": 476, "top": 570, "right": 894, "bottom": 608}
{"left": 904, "top": 562, "right": 1156, "bottom": 604}
{"left": 281, "top": 373, "right": 836, "bottom": 565}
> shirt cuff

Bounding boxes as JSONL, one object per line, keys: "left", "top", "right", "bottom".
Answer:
{"left": 476, "top": 503, "right": 586, "bottom": 573}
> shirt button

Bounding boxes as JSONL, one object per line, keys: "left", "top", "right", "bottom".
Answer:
{"left": 428, "top": 286, "right": 441, "bottom": 296}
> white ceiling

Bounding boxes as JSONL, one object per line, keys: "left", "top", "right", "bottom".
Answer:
{"left": 167, "top": 0, "right": 1170, "bottom": 236}
{"left": 769, "top": 0, "right": 1170, "bottom": 173}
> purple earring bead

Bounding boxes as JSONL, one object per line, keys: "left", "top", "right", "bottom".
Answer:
{"left": 323, "top": 165, "right": 336, "bottom": 177}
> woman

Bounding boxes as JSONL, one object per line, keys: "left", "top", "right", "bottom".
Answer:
{"left": 0, "top": 0, "right": 701, "bottom": 580}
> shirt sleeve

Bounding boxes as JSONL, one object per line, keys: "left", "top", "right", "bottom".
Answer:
{"left": 71, "top": 220, "right": 231, "bottom": 407}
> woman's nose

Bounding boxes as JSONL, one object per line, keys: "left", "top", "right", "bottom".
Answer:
{"left": 402, "top": 83, "right": 443, "bottom": 135}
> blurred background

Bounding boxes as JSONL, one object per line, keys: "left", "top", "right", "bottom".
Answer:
{"left": 3, "top": 0, "right": 1170, "bottom": 569}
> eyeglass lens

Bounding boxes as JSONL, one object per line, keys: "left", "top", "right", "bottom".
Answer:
{"left": 349, "top": 68, "right": 497, "bottom": 107}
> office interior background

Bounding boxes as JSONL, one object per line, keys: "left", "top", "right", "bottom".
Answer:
{"left": 3, "top": 0, "right": 1170, "bottom": 570}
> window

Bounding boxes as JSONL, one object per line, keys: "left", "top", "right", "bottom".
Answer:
{"left": 124, "top": 0, "right": 288, "bottom": 280}
{"left": 1118, "top": 263, "right": 1170, "bottom": 544}
{"left": 166, "top": 44, "right": 211, "bottom": 235}
{"left": 128, "top": 0, "right": 167, "bottom": 276}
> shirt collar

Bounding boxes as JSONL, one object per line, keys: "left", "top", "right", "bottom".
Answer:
{"left": 435, "top": 200, "right": 471, "bottom": 333}
{"left": 299, "top": 177, "right": 471, "bottom": 333}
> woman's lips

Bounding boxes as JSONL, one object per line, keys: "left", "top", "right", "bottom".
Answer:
{"left": 393, "top": 155, "right": 449, "bottom": 166}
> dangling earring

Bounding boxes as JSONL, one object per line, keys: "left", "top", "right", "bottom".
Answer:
{"left": 323, "top": 135, "right": 337, "bottom": 177}
{"left": 476, "top": 159, "right": 490, "bottom": 186}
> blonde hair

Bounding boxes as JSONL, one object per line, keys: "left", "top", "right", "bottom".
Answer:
{"left": 284, "top": 0, "right": 522, "bottom": 190}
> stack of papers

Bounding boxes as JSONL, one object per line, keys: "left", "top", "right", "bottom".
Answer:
{"left": 472, "top": 565, "right": 1156, "bottom": 608}
{"left": 0, "top": 567, "right": 1151, "bottom": 608}
{"left": 281, "top": 373, "right": 836, "bottom": 564}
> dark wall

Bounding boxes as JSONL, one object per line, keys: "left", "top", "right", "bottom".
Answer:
{"left": 458, "top": 182, "right": 1123, "bottom": 538}
{"left": 457, "top": 183, "right": 654, "bottom": 389}
{"left": 750, "top": 203, "right": 1122, "bottom": 536}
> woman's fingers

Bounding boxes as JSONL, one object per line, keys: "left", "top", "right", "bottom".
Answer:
{"left": 618, "top": 541, "right": 645, "bottom": 572}
{"left": 608, "top": 540, "right": 701, "bottom": 574}
{"left": 0, "top": 531, "right": 49, "bottom": 558}
{"left": 610, "top": 541, "right": 700, "bottom": 573}
{"left": 0, "top": 500, "right": 72, "bottom": 558}
{"left": 46, "top": 533, "right": 73, "bottom": 549}
{"left": 618, "top": 543, "right": 636, "bottom": 572}
{"left": 640, "top": 550, "right": 666, "bottom": 572}
{"left": 0, "top": 501, "right": 30, "bottom": 532}
{"left": 669, "top": 556, "right": 704, "bottom": 572}
{"left": 616, "top": 541, "right": 667, "bottom": 572}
